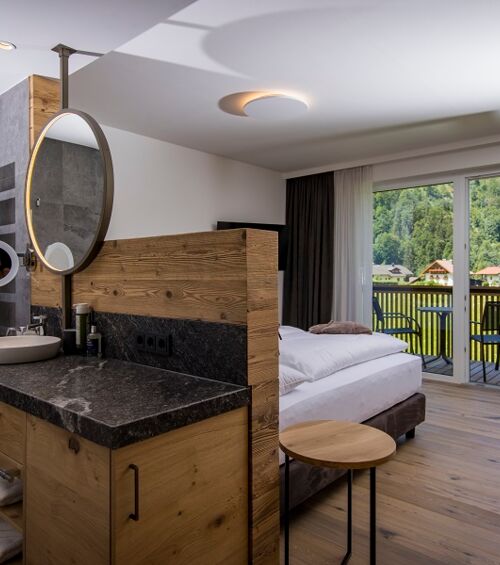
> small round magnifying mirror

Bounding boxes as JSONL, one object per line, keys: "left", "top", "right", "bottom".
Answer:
{"left": 25, "top": 109, "right": 113, "bottom": 275}
{"left": 0, "top": 241, "right": 19, "bottom": 288}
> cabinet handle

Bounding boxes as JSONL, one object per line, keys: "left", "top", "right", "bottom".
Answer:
{"left": 68, "top": 437, "right": 80, "bottom": 454}
{"left": 129, "top": 464, "right": 140, "bottom": 521}
{"left": 0, "top": 468, "right": 20, "bottom": 483}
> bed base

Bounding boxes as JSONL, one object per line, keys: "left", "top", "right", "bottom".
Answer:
{"left": 279, "top": 392, "right": 426, "bottom": 512}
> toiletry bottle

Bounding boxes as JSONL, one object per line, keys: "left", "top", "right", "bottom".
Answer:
{"left": 87, "top": 325, "right": 102, "bottom": 358}
{"left": 74, "top": 303, "right": 91, "bottom": 353}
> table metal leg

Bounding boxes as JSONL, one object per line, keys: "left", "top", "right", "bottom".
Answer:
{"left": 439, "top": 313, "right": 452, "bottom": 364}
{"left": 341, "top": 469, "right": 353, "bottom": 564}
{"left": 284, "top": 454, "right": 290, "bottom": 565}
{"left": 370, "top": 467, "right": 376, "bottom": 565}
{"left": 283, "top": 463, "right": 376, "bottom": 565}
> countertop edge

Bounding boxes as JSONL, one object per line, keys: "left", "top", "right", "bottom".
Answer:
{"left": 0, "top": 379, "right": 250, "bottom": 449}
{"left": 108, "top": 388, "right": 250, "bottom": 449}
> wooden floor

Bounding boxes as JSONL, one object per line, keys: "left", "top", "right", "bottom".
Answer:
{"left": 423, "top": 355, "right": 500, "bottom": 384}
{"left": 282, "top": 380, "right": 500, "bottom": 564}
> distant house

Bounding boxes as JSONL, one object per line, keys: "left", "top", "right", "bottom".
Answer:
{"left": 419, "top": 259, "right": 453, "bottom": 286}
{"left": 475, "top": 266, "right": 500, "bottom": 287}
{"left": 373, "top": 264, "right": 413, "bottom": 284}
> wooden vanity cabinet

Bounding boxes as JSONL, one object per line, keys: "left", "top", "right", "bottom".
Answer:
{"left": 24, "top": 407, "right": 248, "bottom": 565}
{"left": 25, "top": 417, "right": 110, "bottom": 565}
{"left": 0, "top": 402, "right": 26, "bottom": 464}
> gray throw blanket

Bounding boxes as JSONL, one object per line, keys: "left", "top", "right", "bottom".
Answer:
{"left": 309, "top": 320, "right": 372, "bottom": 335}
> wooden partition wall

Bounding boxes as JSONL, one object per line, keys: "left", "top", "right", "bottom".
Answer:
{"left": 29, "top": 75, "right": 60, "bottom": 149}
{"left": 29, "top": 76, "right": 280, "bottom": 564}
{"left": 31, "top": 230, "right": 280, "bottom": 564}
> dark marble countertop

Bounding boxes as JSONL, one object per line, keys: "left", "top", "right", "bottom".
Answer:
{"left": 0, "top": 356, "right": 249, "bottom": 449}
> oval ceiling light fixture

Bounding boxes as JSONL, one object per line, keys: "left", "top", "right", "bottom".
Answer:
{"left": 0, "top": 41, "right": 16, "bottom": 51}
{"left": 243, "top": 94, "right": 308, "bottom": 120}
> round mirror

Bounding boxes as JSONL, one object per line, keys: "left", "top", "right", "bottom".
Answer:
{"left": 0, "top": 241, "right": 19, "bottom": 287}
{"left": 25, "top": 109, "right": 113, "bottom": 275}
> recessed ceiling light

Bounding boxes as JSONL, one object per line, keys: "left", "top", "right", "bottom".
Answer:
{"left": 0, "top": 41, "right": 16, "bottom": 51}
{"left": 243, "top": 95, "right": 308, "bottom": 120}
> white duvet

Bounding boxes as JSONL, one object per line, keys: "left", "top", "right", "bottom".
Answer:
{"left": 279, "top": 326, "right": 408, "bottom": 381}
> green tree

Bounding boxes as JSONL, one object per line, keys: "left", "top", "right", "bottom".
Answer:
{"left": 374, "top": 233, "right": 403, "bottom": 265}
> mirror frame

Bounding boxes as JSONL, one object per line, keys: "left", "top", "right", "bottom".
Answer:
{"left": 0, "top": 241, "right": 20, "bottom": 287}
{"left": 25, "top": 108, "right": 114, "bottom": 275}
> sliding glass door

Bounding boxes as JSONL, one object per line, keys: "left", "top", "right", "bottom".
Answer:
{"left": 468, "top": 175, "right": 500, "bottom": 384}
{"left": 373, "top": 183, "right": 455, "bottom": 377}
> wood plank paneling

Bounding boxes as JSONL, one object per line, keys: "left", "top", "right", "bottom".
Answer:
{"left": 29, "top": 74, "right": 63, "bottom": 305}
{"left": 111, "top": 407, "right": 248, "bottom": 565}
{"left": 72, "top": 230, "right": 248, "bottom": 323}
{"left": 30, "top": 261, "right": 62, "bottom": 309}
{"left": 246, "top": 229, "right": 280, "bottom": 565}
{"left": 32, "top": 230, "right": 249, "bottom": 324}
{"left": 29, "top": 75, "right": 60, "bottom": 150}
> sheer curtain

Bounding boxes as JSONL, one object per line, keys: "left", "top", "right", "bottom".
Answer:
{"left": 332, "top": 165, "right": 373, "bottom": 325}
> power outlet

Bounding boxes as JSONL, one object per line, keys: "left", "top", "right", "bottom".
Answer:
{"left": 135, "top": 333, "right": 172, "bottom": 357}
{"left": 135, "top": 334, "right": 146, "bottom": 352}
{"left": 156, "top": 335, "right": 169, "bottom": 356}
{"left": 145, "top": 334, "right": 156, "bottom": 353}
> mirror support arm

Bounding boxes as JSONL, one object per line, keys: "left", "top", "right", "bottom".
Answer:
{"left": 51, "top": 44, "right": 76, "bottom": 110}
{"left": 62, "top": 275, "right": 72, "bottom": 330}
{"left": 51, "top": 44, "right": 103, "bottom": 110}
{"left": 17, "top": 246, "right": 37, "bottom": 272}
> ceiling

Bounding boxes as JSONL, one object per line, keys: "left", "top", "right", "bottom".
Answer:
{"left": 0, "top": 0, "right": 195, "bottom": 95}
{"left": 5, "top": 0, "right": 500, "bottom": 173}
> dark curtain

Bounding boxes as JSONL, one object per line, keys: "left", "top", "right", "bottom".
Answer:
{"left": 283, "top": 172, "right": 334, "bottom": 330}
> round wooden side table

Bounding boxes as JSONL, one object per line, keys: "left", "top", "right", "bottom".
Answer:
{"left": 279, "top": 420, "right": 396, "bottom": 565}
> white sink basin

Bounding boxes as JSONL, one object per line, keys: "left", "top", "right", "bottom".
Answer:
{"left": 0, "top": 336, "right": 61, "bottom": 364}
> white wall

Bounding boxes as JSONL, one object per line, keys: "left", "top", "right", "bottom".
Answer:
{"left": 103, "top": 126, "right": 285, "bottom": 238}
{"left": 102, "top": 126, "right": 286, "bottom": 318}
{"left": 284, "top": 135, "right": 500, "bottom": 181}
{"left": 373, "top": 141, "right": 500, "bottom": 184}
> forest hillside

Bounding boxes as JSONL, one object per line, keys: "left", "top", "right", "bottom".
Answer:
{"left": 373, "top": 178, "right": 500, "bottom": 276}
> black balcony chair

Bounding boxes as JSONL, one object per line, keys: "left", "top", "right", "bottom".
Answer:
{"left": 471, "top": 301, "right": 500, "bottom": 383}
{"left": 372, "top": 296, "right": 426, "bottom": 367}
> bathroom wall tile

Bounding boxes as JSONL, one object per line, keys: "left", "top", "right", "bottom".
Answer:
{"left": 0, "top": 79, "right": 30, "bottom": 330}
{"left": 0, "top": 163, "right": 15, "bottom": 192}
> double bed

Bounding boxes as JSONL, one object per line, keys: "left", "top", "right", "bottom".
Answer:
{"left": 278, "top": 326, "right": 425, "bottom": 510}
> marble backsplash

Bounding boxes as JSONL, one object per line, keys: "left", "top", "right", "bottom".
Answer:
{"left": 31, "top": 306, "right": 247, "bottom": 386}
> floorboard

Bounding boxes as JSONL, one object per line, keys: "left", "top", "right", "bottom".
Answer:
{"left": 423, "top": 355, "right": 500, "bottom": 384}
{"left": 282, "top": 380, "right": 500, "bottom": 564}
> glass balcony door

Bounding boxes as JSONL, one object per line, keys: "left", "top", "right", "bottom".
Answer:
{"left": 468, "top": 175, "right": 500, "bottom": 385}
{"left": 372, "top": 183, "right": 455, "bottom": 377}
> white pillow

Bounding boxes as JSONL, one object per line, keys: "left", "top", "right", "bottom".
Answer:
{"left": 279, "top": 326, "right": 307, "bottom": 340}
{"left": 279, "top": 364, "right": 308, "bottom": 396}
{"left": 280, "top": 332, "right": 408, "bottom": 382}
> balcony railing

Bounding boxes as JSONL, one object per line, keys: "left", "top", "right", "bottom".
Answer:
{"left": 373, "top": 284, "right": 500, "bottom": 363}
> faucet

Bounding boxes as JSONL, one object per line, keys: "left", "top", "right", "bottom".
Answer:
{"left": 26, "top": 315, "right": 47, "bottom": 336}
{"left": 5, "top": 315, "right": 47, "bottom": 336}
